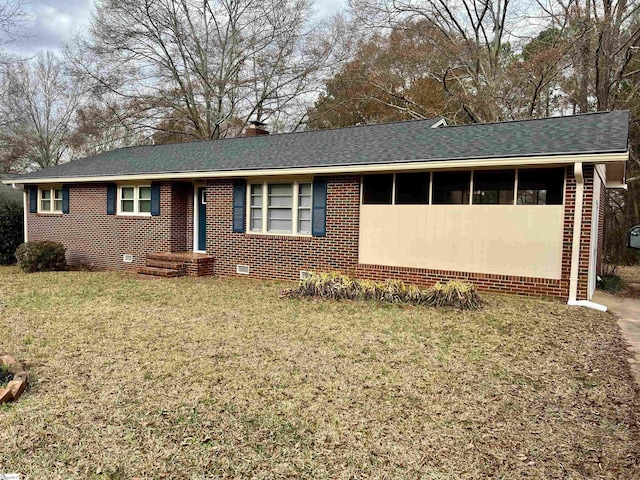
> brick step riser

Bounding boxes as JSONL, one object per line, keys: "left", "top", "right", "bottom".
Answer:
{"left": 145, "top": 259, "right": 186, "bottom": 271}
{"left": 138, "top": 267, "right": 185, "bottom": 278}
{"left": 147, "top": 253, "right": 199, "bottom": 262}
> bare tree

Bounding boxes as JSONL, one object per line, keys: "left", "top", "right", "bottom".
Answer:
{"left": 348, "top": 0, "right": 537, "bottom": 122}
{"left": 65, "top": 0, "right": 344, "bottom": 141}
{"left": 0, "top": 51, "right": 85, "bottom": 171}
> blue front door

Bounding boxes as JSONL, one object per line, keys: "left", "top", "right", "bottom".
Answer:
{"left": 197, "top": 187, "right": 206, "bottom": 251}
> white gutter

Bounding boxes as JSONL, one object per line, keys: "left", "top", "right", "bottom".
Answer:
{"left": 568, "top": 162, "right": 584, "bottom": 303}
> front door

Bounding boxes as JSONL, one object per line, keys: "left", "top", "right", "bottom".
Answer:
{"left": 197, "top": 187, "right": 206, "bottom": 251}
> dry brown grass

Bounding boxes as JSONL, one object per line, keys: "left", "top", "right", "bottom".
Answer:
{"left": 0, "top": 266, "right": 639, "bottom": 479}
{"left": 618, "top": 266, "right": 640, "bottom": 285}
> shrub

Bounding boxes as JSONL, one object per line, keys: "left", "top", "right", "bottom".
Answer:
{"left": 0, "top": 198, "right": 24, "bottom": 265}
{"left": 15, "top": 241, "right": 67, "bottom": 273}
{"left": 281, "top": 272, "right": 482, "bottom": 309}
{"left": 597, "top": 274, "right": 625, "bottom": 293}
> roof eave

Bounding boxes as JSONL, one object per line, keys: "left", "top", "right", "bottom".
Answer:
{"left": 2, "top": 151, "right": 629, "bottom": 185}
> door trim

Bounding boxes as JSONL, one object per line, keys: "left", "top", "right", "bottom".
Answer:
{"left": 193, "top": 183, "right": 206, "bottom": 253}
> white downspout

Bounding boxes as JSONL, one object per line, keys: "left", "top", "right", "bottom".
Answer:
{"left": 566, "top": 163, "right": 607, "bottom": 311}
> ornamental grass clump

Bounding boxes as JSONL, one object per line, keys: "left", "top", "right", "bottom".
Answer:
{"left": 282, "top": 272, "right": 482, "bottom": 309}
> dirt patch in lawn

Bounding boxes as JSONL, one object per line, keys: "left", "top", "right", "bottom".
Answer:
{"left": 0, "top": 266, "right": 639, "bottom": 479}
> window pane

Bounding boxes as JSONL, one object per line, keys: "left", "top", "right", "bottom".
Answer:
{"left": 432, "top": 171, "right": 471, "bottom": 205}
{"left": 250, "top": 196, "right": 262, "bottom": 207}
{"left": 41, "top": 199, "right": 51, "bottom": 211}
{"left": 299, "top": 220, "right": 311, "bottom": 234}
{"left": 299, "top": 183, "right": 312, "bottom": 196}
{"left": 41, "top": 189, "right": 51, "bottom": 200}
{"left": 122, "top": 200, "right": 135, "bottom": 212}
{"left": 517, "top": 168, "right": 564, "bottom": 205}
{"left": 269, "top": 183, "right": 293, "bottom": 197}
{"left": 269, "top": 195, "right": 292, "bottom": 207}
{"left": 121, "top": 187, "right": 134, "bottom": 200}
{"left": 268, "top": 218, "right": 292, "bottom": 232}
{"left": 298, "top": 183, "right": 312, "bottom": 207}
{"left": 139, "top": 187, "right": 151, "bottom": 200}
{"left": 139, "top": 200, "right": 151, "bottom": 213}
{"left": 472, "top": 170, "right": 515, "bottom": 205}
{"left": 395, "top": 172, "right": 430, "bottom": 204}
{"left": 363, "top": 174, "right": 393, "bottom": 204}
{"left": 299, "top": 209, "right": 311, "bottom": 221}
{"left": 268, "top": 205, "right": 292, "bottom": 232}
{"left": 54, "top": 189, "right": 63, "bottom": 200}
{"left": 250, "top": 208, "right": 262, "bottom": 231}
{"left": 54, "top": 200, "right": 63, "bottom": 212}
{"left": 268, "top": 184, "right": 293, "bottom": 209}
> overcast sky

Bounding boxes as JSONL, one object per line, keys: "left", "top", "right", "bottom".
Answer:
{"left": 7, "top": 0, "right": 347, "bottom": 56}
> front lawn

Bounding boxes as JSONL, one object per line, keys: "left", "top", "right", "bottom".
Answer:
{"left": 0, "top": 267, "right": 639, "bottom": 478}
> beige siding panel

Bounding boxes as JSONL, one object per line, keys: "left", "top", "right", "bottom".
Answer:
{"left": 358, "top": 205, "right": 564, "bottom": 279}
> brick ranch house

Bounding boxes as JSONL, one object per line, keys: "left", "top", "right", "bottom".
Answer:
{"left": 2, "top": 111, "right": 630, "bottom": 303}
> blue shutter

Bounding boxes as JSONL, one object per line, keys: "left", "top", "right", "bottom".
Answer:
{"left": 151, "top": 183, "right": 161, "bottom": 216}
{"left": 62, "top": 185, "right": 70, "bottom": 214}
{"left": 106, "top": 184, "right": 116, "bottom": 215}
{"left": 232, "top": 180, "right": 246, "bottom": 233}
{"left": 312, "top": 177, "right": 327, "bottom": 237}
{"left": 29, "top": 186, "right": 37, "bottom": 213}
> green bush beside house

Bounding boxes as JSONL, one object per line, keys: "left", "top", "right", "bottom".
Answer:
{"left": 0, "top": 183, "right": 24, "bottom": 265}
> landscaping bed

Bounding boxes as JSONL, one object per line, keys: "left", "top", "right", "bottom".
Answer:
{"left": 0, "top": 266, "right": 638, "bottom": 478}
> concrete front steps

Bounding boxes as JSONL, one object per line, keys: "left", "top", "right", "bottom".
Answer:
{"left": 138, "top": 252, "right": 215, "bottom": 278}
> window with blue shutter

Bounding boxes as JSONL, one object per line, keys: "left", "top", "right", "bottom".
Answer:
{"left": 106, "top": 184, "right": 117, "bottom": 215}
{"left": 312, "top": 177, "right": 327, "bottom": 237}
{"left": 29, "top": 186, "right": 37, "bottom": 213}
{"left": 151, "top": 183, "right": 161, "bottom": 216}
{"left": 62, "top": 185, "right": 70, "bottom": 214}
{"left": 233, "top": 180, "right": 246, "bottom": 233}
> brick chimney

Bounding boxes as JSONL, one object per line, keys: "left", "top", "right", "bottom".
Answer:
{"left": 244, "top": 120, "right": 269, "bottom": 137}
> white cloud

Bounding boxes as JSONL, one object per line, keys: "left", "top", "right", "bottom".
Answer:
{"left": 4, "top": 0, "right": 346, "bottom": 56}
{"left": 6, "top": 0, "right": 93, "bottom": 55}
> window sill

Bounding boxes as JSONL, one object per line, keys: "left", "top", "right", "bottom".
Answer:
{"left": 116, "top": 214, "right": 153, "bottom": 219}
{"left": 36, "top": 212, "right": 63, "bottom": 216}
{"left": 245, "top": 231, "right": 314, "bottom": 240}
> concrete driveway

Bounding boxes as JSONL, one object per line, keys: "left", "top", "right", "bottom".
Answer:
{"left": 593, "top": 290, "right": 640, "bottom": 385}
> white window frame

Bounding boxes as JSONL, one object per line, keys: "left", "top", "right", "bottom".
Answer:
{"left": 117, "top": 185, "right": 152, "bottom": 216}
{"left": 247, "top": 180, "right": 313, "bottom": 236}
{"left": 38, "top": 186, "right": 63, "bottom": 214}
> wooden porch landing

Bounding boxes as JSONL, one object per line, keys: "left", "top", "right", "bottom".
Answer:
{"left": 138, "top": 252, "right": 215, "bottom": 278}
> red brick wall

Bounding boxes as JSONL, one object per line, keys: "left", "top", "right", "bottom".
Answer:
{"left": 27, "top": 182, "right": 192, "bottom": 270}
{"left": 206, "top": 168, "right": 597, "bottom": 300}
{"left": 206, "top": 176, "right": 361, "bottom": 279}
{"left": 25, "top": 167, "right": 599, "bottom": 300}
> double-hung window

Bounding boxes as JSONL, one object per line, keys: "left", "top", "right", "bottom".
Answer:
{"left": 118, "top": 185, "right": 152, "bottom": 215}
{"left": 249, "top": 181, "right": 312, "bottom": 235}
{"left": 39, "top": 187, "right": 63, "bottom": 213}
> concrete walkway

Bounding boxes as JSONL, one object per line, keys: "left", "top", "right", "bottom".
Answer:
{"left": 593, "top": 290, "right": 640, "bottom": 385}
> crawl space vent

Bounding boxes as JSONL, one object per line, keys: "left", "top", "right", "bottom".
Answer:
{"left": 236, "top": 265, "right": 250, "bottom": 275}
{"left": 300, "top": 270, "right": 312, "bottom": 280}
{"left": 123, "top": 254, "right": 134, "bottom": 263}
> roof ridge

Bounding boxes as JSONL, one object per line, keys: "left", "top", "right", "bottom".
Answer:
{"left": 117, "top": 115, "right": 444, "bottom": 151}
{"left": 439, "top": 110, "right": 628, "bottom": 129}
